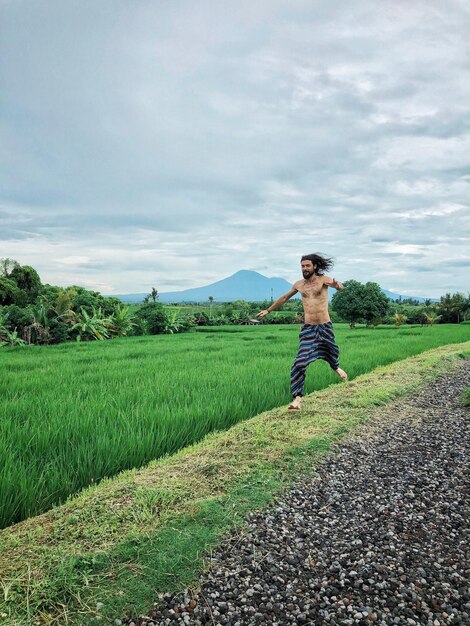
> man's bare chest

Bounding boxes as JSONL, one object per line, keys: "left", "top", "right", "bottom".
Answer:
{"left": 300, "top": 282, "right": 325, "bottom": 299}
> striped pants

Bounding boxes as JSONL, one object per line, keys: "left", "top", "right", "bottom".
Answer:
{"left": 291, "top": 322, "right": 340, "bottom": 398}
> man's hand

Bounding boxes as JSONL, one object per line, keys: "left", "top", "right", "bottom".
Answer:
{"left": 256, "top": 309, "right": 269, "bottom": 319}
{"left": 328, "top": 278, "right": 344, "bottom": 290}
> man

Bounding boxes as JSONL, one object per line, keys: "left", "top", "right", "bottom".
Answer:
{"left": 257, "top": 253, "right": 348, "bottom": 410}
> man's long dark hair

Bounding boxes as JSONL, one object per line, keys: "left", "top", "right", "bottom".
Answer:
{"left": 301, "top": 253, "right": 334, "bottom": 275}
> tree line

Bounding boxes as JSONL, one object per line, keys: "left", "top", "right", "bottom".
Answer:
{"left": 330, "top": 280, "right": 470, "bottom": 328}
{"left": 0, "top": 259, "right": 193, "bottom": 346}
{"left": 1, "top": 259, "right": 468, "bottom": 347}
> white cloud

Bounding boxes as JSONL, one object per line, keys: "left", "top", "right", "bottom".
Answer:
{"left": 375, "top": 135, "right": 470, "bottom": 172}
{"left": 56, "top": 256, "right": 92, "bottom": 266}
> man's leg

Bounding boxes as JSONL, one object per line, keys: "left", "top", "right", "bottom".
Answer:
{"left": 289, "top": 325, "right": 321, "bottom": 409}
{"left": 321, "top": 322, "right": 348, "bottom": 381}
{"left": 288, "top": 395, "right": 302, "bottom": 410}
{"left": 335, "top": 367, "right": 348, "bottom": 381}
{"left": 289, "top": 340, "right": 311, "bottom": 408}
{"left": 289, "top": 358, "right": 305, "bottom": 409}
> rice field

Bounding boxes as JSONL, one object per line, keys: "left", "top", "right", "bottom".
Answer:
{"left": 1, "top": 323, "right": 469, "bottom": 530}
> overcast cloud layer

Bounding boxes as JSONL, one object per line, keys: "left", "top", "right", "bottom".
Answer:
{"left": 1, "top": 0, "right": 469, "bottom": 297}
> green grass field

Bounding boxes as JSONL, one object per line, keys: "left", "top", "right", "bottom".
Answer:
{"left": 1, "top": 323, "right": 469, "bottom": 530}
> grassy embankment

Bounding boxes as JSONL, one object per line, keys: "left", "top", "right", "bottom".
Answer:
{"left": 0, "top": 325, "right": 470, "bottom": 527}
{"left": 1, "top": 324, "right": 470, "bottom": 532}
{"left": 0, "top": 328, "right": 469, "bottom": 624}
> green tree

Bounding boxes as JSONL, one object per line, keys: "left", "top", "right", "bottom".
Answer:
{"left": 23, "top": 301, "right": 55, "bottom": 344}
{"left": 135, "top": 302, "right": 167, "bottom": 334}
{"left": 332, "top": 280, "right": 389, "bottom": 327}
{"left": 0, "top": 277, "right": 24, "bottom": 306}
{"left": 230, "top": 310, "right": 243, "bottom": 325}
{"left": 9, "top": 265, "right": 42, "bottom": 303}
{"left": 71, "top": 288, "right": 102, "bottom": 315}
{"left": 106, "top": 305, "right": 136, "bottom": 337}
{"left": 0, "top": 326, "right": 26, "bottom": 347}
{"left": 438, "top": 292, "right": 467, "bottom": 323}
{"left": 50, "top": 289, "right": 76, "bottom": 322}
{"left": 1, "top": 305, "right": 33, "bottom": 332}
{"left": 423, "top": 311, "right": 441, "bottom": 326}
{"left": 438, "top": 293, "right": 453, "bottom": 322}
{"left": 331, "top": 280, "right": 366, "bottom": 328}
{"left": 71, "top": 307, "right": 110, "bottom": 341}
{"left": 0, "top": 259, "right": 42, "bottom": 305}
{"left": 163, "top": 310, "right": 193, "bottom": 334}
{"left": 362, "top": 282, "right": 390, "bottom": 326}
{"left": 233, "top": 299, "right": 250, "bottom": 321}
{"left": 0, "top": 258, "right": 19, "bottom": 277}
{"left": 450, "top": 292, "right": 466, "bottom": 323}
{"left": 0, "top": 312, "right": 27, "bottom": 347}
{"left": 394, "top": 312, "right": 407, "bottom": 327}
{"left": 100, "top": 296, "right": 123, "bottom": 317}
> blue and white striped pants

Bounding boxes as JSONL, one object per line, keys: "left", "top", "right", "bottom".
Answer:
{"left": 290, "top": 322, "right": 340, "bottom": 397}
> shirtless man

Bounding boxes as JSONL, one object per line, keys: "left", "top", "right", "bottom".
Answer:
{"left": 257, "top": 253, "right": 348, "bottom": 410}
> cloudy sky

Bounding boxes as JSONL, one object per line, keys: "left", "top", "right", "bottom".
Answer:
{"left": 1, "top": 1, "right": 469, "bottom": 298}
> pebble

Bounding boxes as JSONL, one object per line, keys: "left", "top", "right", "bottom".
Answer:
{"left": 123, "top": 361, "right": 470, "bottom": 625}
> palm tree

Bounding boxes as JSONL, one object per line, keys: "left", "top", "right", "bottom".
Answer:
{"left": 208, "top": 296, "right": 214, "bottom": 319}
{"left": 230, "top": 310, "right": 242, "bottom": 325}
{"left": 164, "top": 310, "right": 183, "bottom": 334}
{"left": 439, "top": 292, "right": 466, "bottom": 323}
{"left": 150, "top": 287, "right": 159, "bottom": 302}
{"left": 424, "top": 312, "right": 441, "bottom": 326}
{"left": 0, "top": 316, "right": 26, "bottom": 346}
{"left": 393, "top": 312, "right": 407, "bottom": 327}
{"left": 71, "top": 307, "right": 110, "bottom": 341}
{"left": 23, "top": 300, "right": 52, "bottom": 344}
{"left": 51, "top": 289, "right": 76, "bottom": 323}
{"left": 451, "top": 293, "right": 466, "bottom": 323}
{"left": 106, "top": 305, "right": 136, "bottom": 337}
{"left": 0, "top": 327, "right": 26, "bottom": 347}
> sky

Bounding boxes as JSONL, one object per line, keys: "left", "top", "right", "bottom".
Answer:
{"left": 1, "top": 0, "right": 469, "bottom": 298}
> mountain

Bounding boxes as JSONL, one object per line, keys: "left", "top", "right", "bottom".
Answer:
{"left": 381, "top": 289, "right": 437, "bottom": 304}
{"left": 112, "top": 270, "right": 438, "bottom": 304}
{"left": 114, "top": 270, "right": 298, "bottom": 303}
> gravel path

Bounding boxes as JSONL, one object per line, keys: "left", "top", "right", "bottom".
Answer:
{"left": 127, "top": 363, "right": 470, "bottom": 626}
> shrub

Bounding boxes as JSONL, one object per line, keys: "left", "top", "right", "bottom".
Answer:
{"left": 1, "top": 305, "right": 34, "bottom": 332}
{"left": 135, "top": 303, "right": 168, "bottom": 335}
{"left": 0, "top": 277, "right": 25, "bottom": 306}
{"left": 130, "top": 317, "right": 149, "bottom": 336}
{"left": 49, "top": 320, "right": 71, "bottom": 344}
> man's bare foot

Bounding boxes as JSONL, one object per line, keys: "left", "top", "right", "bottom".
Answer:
{"left": 288, "top": 396, "right": 302, "bottom": 410}
{"left": 335, "top": 367, "right": 348, "bottom": 381}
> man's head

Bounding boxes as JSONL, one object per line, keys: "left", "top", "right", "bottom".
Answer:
{"left": 301, "top": 253, "right": 334, "bottom": 278}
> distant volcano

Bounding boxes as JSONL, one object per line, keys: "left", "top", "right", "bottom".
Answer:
{"left": 114, "top": 270, "right": 297, "bottom": 303}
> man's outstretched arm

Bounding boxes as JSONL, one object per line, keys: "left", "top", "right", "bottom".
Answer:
{"left": 324, "top": 277, "right": 344, "bottom": 290}
{"left": 256, "top": 287, "right": 298, "bottom": 319}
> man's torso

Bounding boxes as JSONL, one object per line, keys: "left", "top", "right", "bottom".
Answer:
{"left": 294, "top": 276, "right": 330, "bottom": 325}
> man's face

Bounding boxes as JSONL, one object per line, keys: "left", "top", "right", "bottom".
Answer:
{"left": 301, "top": 260, "right": 315, "bottom": 279}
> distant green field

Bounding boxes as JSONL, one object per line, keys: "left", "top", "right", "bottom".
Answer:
{"left": 1, "top": 323, "right": 469, "bottom": 529}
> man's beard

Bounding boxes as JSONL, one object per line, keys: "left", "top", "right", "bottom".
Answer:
{"left": 302, "top": 270, "right": 314, "bottom": 279}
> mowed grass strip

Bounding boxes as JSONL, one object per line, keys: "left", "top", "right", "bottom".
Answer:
{"left": 1, "top": 324, "right": 470, "bottom": 530}
{"left": 0, "top": 342, "right": 469, "bottom": 626}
